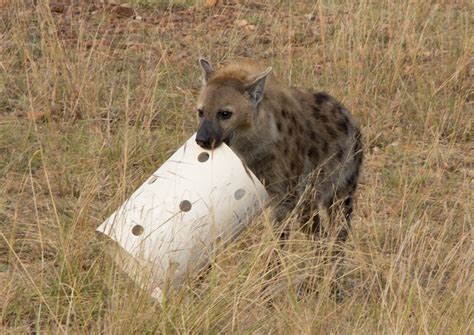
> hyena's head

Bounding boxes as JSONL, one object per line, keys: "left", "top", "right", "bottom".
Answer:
{"left": 195, "top": 58, "right": 272, "bottom": 150}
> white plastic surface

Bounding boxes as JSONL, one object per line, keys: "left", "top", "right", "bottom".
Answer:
{"left": 97, "top": 133, "right": 269, "bottom": 300}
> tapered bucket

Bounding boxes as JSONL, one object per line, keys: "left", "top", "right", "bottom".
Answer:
{"left": 97, "top": 133, "right": 269, "bottom": 300}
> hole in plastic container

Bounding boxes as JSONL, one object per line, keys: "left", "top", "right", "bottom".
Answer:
{"left": 148, "top": 175, "right": 158, "bottom": 184}
{"left": 198, "top": 152, "right": 209, "bottom": 162}
{"left": 234, "top": 188, "right": 246, "bottom": 200}
{"left": 131, "top": 225, "right": 144, "bottom": 236}
{"left": 179, "top": 200, "right": 192, "bottom": 212}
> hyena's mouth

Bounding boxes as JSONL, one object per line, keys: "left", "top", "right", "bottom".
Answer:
{"left": 223, "top": 133, "right": 233, "bottom": 146}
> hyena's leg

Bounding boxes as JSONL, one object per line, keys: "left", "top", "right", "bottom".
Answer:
{"left": 299, "top": 171, "right": 327, "bottom": 238}
{"left": 303, "top": 213, "right": 322, "bottom": 237}
{"left": 325, "top": 193, "right": 354, "bottom": 243}
{"left": 300, "top": 190, "right": 323, "bottom": 237}
{"left": 273, "top": 193, "right": 299, "bottom": 240}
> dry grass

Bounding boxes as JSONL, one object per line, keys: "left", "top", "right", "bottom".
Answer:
{"left": 1, "top": 0, "right": 472, "bottom": 333}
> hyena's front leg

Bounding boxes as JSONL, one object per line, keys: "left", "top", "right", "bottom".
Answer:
{"left": 265, "top": 171, "right": 324, "bottom": 240}
{"left": 268, "top": 177, "right": 325, "bottom": 240}
{"left": 302, "top": 212, "right": 321, "bottom": 236}
{"left": 259, "top": 171, "right": 296, "bottom": 240}
{"left": 270, "top": 193, "right": 298, "bottom": 240}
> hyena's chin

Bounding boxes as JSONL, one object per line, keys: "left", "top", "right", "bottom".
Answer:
{"left": 223, "top": 133, "right": 234, "bottom": 146}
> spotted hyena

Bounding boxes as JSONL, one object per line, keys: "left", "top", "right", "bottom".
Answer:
{"left": 195, "top": 58, "right": 363, "bottom": 241}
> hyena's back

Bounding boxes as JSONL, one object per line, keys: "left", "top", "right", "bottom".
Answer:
{"left": 195, "top": 59, "right": 363, "bottom": 239}
{"left": 252, "top": 85, "right": 363, "bottom": 230}
{"left": 290, "top": 89, "right": 362, "bottom": 206}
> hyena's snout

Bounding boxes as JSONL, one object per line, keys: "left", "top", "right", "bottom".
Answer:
{"left": 196, "top": 119, "right": 223, "bottom": 150}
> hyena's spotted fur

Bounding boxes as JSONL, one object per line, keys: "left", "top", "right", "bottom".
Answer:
{"left": 195, "top": 59, "right": 363, "bottom": 241}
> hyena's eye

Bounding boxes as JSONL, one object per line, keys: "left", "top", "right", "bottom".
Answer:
{"left": 197, "top": 109, "right": 204, "bottom": 118}
{"left": 217, "top": 110, "right": 233, "bottom": 120}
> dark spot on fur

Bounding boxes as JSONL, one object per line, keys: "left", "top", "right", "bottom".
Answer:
{"left": 347, "top": 173, "right": 355, "bottom": 187}
{"left": 290, "top": 114, "right": 297, "bottom": 123}
{"left": 318, "top": 113, "right": 329, "bottom": 123}
{"left": 337, "top": 119, "right": 349, "bottom": 135}
{"left": 321, "top": 139, "right": 328, "bottom": 154}
{"left": 309, "top": 146, "right": 319, "bottom": 161}
{"left": 283, "top": 145, "right": 289, "bottom": 155}
{"left": 281, "top": 109, "right": 288, "bottom": 119}
{"left": 327, "top": 126, "right": 338, "bottom": 139}
{"left": 310, "top": 130, "right": 317, "bottom": 141}
{"left": 290, "top": 161, "right": 296, "bottom": 171}
{"left": 297, "top": 138, "right": 305, "bottom": 153}
{"left": 312, "top": 105, "right": 321, "bottom": 115}
{"left": 313, "top": 105, "right": 321, "bottom": 115}
{"left": 276, "top": 121, "right": 282, "bottom": 132}
{"left": 346, "top": 169, "right": 359, "bottom": 192}
{"left": 288, "top": 126, "right": 294, "bottom": 136}
{"left": 314, "top": 92, "right": 330, "bottom": 105}
{"left": 336, "top": 147, "right": 344, "bottom": 160}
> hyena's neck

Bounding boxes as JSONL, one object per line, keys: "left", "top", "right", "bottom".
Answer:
{"left": 231, "top": 92, "right": 291, "bottom": 169}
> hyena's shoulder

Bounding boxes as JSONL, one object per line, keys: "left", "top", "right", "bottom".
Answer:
{"left": 291, "top": 88, "right": 357, "bottom": 132}
{"left": 287, "top": 88, "right": 359, "bottom": 148}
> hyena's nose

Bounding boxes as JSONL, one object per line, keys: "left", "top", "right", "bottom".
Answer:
{"left": 196, "top": 119, "right": 215, "bottom": 149}
{"left": 196, "top": 132, "right": 213, "bottom": 149}
{"left": 196, "top": 135, "right": 212, "bottom": 149}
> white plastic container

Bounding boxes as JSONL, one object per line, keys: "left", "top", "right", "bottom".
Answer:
{"left": 97, "top": 133, "right": 269, "bottom": 300}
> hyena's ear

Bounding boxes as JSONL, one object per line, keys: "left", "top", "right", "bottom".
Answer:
{"left": 199, "top": 58, "right": 214, "bottom": 83}
{"left": 245, "top": 67, "right": 272, "bottom": 107}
